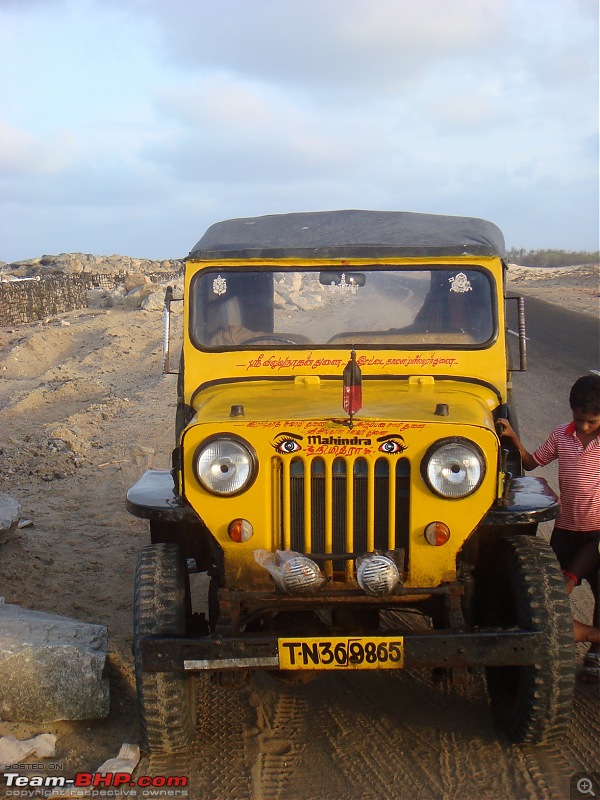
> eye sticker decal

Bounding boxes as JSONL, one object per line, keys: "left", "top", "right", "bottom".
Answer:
{"left": 272, "top": 432, "right": 303, "bottom": 454}
{"left": 377, "top": 434, "right": 408, "bottom": 454}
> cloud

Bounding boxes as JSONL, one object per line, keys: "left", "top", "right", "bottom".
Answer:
{"left": 141, "top": 0, "right": 597, "bottom": 184}
{"left": 0, "top": 120, "right": 77, "bottom": 176}
{"left": 122, "top": 0, "right": 509, "bottom": 94}
{"left": 150, "top": 74, "right": 361, "bottom": 183}
{"left": 158, "top": 76, "right": 283, "bottom": 132}
{"left": 0, "top": 0, "right": 597, "bottom": 262}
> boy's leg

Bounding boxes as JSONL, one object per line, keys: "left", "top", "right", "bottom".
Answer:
{"left": 568, "top": 537, "right": 600, "bottom": 586}
{"left": 550, "top": 528, "right": 600, "bottom": 679}
{"left": 579, "top": 533, "right": 600, "bottom": 632}
{"left": 583, "top": 562, "right": 600, "bottom": 647}
{"left": 549, "top": 527, "right": 576, "bottom": 570}
{"left": 580, "top": 536, "right": 600, "bottom": 683}
{"left": 550, "top": 527, "right": 578, "bottom": 591}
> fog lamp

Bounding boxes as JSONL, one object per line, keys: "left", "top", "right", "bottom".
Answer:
{"left": 228, "top": 518, "right": 254, "bottom": 543}
{"left": 356, "top": 554, "right": 400, "bottom": 597}
{"left": 254, "top": 550, "right": 326, "bottom": 594}
{"left": 279, "top": 555, "right": 324, "bottom": 595}
{"left": 424, "top": 521, "right": 451, "bottom": 546}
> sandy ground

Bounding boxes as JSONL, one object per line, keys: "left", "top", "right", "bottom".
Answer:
{"left": 506, "top": 262, "right": 599, "bottom": 316}
{"left": 0, "top": 262, "right": 597, "bottom": 798}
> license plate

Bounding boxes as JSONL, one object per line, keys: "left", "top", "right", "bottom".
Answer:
{"left": 278, "top": 636, "right": 404, "bottom": 670}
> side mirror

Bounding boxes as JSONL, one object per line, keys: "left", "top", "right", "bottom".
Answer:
{"left": 163, "top": 286, "right": 183, "bottom": 374}
{"left": 505, "top": 294, "right": 527, "bottom": 372}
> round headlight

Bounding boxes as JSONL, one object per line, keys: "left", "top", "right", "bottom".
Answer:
{"left": 195, "top": 437, "right": 256, "bottom": 495}
{"left": 422, "top": 438, "right": 485, "bottom": 498}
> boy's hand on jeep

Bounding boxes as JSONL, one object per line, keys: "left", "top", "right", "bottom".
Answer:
{"left": 496, "top": 418, "right": 513, "bottom": 437}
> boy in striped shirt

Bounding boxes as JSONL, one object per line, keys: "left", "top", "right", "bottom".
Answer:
{"left": 498, "top": 374, "right": 600, "bottom": 682}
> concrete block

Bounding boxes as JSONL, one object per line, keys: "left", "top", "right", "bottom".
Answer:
{"left": 0, "top": 494, "right": 20, "bottom": 545}
{"left": 0, "top": 603, "right": 109, "bottom": 722}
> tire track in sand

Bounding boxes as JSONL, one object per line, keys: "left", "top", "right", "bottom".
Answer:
{"left": 190, "top": 674, "right": 255, "bottom": 799}
{"left": 247, "top": 677, "right": 311, "bottom": 800}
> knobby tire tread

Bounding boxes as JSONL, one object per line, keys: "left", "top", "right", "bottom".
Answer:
{"left": 134, "top": 543, "right": 196, "bottom": 754}
{"left": 484, "top": 535, "right": 575, "bottom": 744}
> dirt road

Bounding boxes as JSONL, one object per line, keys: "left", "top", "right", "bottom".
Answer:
{"left": 0, "top": 267, "right": 598, "bottom": 798}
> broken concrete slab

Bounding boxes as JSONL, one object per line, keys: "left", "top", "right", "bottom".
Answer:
{"left": 0, "top": 603, "right": 109, "bottom": 722}
{"left": 0, "top": 493, "right": 20, "bottom": 545}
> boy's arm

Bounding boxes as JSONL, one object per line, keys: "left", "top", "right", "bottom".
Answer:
{"left": 496, "top": 418, "right": 538, "bottom": 471}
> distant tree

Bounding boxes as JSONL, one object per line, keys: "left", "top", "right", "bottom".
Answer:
{"left": 506, "top": 248, "right": 599, "bottom": 267}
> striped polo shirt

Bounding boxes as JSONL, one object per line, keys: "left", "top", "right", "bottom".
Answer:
{"left": 533, "top": 422, "right": 600, "bottom": 531}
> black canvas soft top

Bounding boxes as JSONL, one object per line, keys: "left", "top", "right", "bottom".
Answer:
{"left": 187, "top": 209, "right": 506, "bottom": 261}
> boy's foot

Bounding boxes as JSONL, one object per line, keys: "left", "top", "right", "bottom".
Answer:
{"left": 580, "top": 651, "right": 600, "bottom": 684}
{"left": 573, "top": 619, "right": 600, "bottom": 643}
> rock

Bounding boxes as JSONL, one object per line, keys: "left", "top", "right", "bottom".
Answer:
{"left": 0, "top": 603, "right": 109, "bottom": 722}
{"left": 3, "top": 254, "right": 184, "bottom": 279}
{"left": 46, "top": 425, "right": 90, "bottom": 458}
{"left": 273, "top": 274, "right": 325, "bottom": 313}
{"left": 124, "top": 272, "right": 151, "bottom": 292}
{"left": 122, "top": 287, "right": 145, "bottom": 309}
{"left": 0, "top": 494, "right": 20, "bottom": 544}
{"left": 141, "top": 290, "right": 166, "bottom": 311}
{"left": 123, "top": 283, "right": 163, "bottom": 309}
{"left": 273, "top": 290, "right": 287, "bottom": 308}
{"left": 86, "top": 288, "right": 114, "bottom": 309}
{"left": 289, "top": 293, "right": 323, "bottom": 311}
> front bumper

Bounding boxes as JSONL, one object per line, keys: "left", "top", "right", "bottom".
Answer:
{"left": 129, "top": 470, "right": 557, "bottom": 675}
{"left": 140, "top": 628, "right": 544, "bottom": 673}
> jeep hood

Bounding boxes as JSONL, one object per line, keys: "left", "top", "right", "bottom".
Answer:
{"left": 191, "top": 378, "right": 498, "bottom": 429}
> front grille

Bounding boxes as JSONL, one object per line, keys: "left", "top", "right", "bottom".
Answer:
{"left": 273, "top": 456, "right": 409, "bottom": 579}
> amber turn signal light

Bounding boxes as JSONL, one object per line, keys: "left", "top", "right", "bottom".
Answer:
{"left": 424, "top": 521, "right": 451, "bottom": 546}
{"left": 228, "top": 518, "right": 254, "bottom": 543}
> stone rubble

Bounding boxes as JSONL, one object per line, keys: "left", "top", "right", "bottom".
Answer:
{"left": 1, "top": 253, "right": 183, "bottom": 278}
{"left": 0, "top": 602, "right": 109, "bottom": 722}
{"left": 0, "top": 493, "right": 20, "bottom": 545}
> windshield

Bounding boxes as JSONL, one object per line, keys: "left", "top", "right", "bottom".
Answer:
{"left": 190, "top": 267, "right": 495, "bottom": 349}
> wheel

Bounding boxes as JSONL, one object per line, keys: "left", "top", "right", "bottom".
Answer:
{"left": 133, "top": 543, "right": 196, "bottom": 753}
{"left": 481, "top": 535, "right": 575, "bottom": 744}
{"left": 239, "top": 334, "right": 297, "bottom": 345}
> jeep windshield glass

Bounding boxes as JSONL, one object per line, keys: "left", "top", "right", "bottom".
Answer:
{"left": 190, "top": 267, "right": 495, "bottom": 349}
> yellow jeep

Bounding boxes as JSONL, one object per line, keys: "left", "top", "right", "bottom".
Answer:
{"left": 127, "top": 210, "right": 574, "bottom": 753}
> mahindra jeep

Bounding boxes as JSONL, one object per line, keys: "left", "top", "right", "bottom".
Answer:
{"left": 127, "top": 210, "right": 574, "bottom": 753}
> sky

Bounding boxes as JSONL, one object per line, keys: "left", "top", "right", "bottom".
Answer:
{"left": 0, "top": 0, "right": 598, "bottom": 263}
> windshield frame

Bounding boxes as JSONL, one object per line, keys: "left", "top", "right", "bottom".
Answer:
{"left": 188, "top": 264, "right": 499, "bottom": 352}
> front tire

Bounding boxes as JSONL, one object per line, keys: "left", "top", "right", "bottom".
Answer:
{"left": 482, "top": 535, "right": 575, "bottom": 744}
{"left": 133, "top": 543, "right": 196, "bottom": 753}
